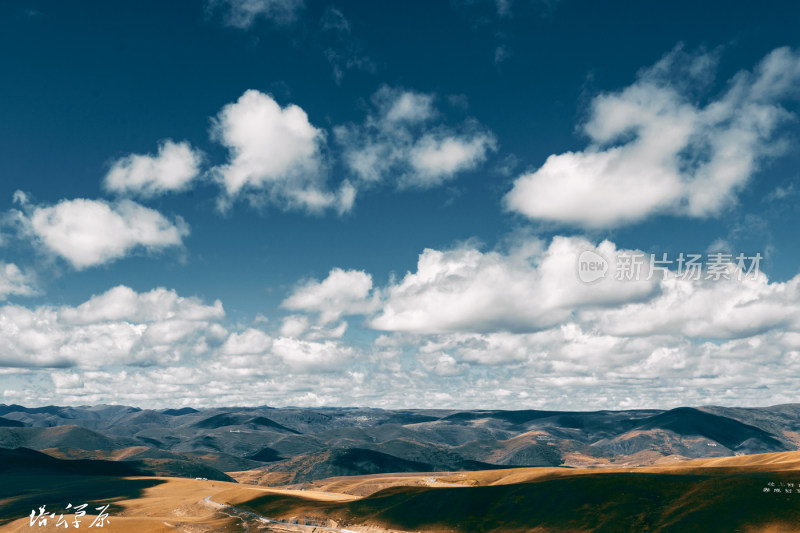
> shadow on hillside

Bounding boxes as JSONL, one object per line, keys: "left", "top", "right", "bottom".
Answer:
{"left": 0, "top": 474, "right": 166, "bottom": 525}
{"left": 237, "top": 470, "right": 800, "bottom": 532}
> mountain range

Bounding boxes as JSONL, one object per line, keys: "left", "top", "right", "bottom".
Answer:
{"left": 1, "top": 403, "right": 798, "bottom": 485}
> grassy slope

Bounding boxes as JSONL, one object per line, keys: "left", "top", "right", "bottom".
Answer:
{"left": 232, "top": 463, "right": 800, "bottom": 532}
{"left": 0, "top": 475, "right": 165, "bottom": 527}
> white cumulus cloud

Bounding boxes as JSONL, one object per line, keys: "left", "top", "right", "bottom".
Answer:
{"left": 378, "top": 89, "right": 436, "bottom": 123}
{"left": 271, "top": 336, "right": 356, "bottom": 372}
{"left": 408, "top": 133, "right": 497, "bottom": 187}
{"left": 335, "top": 86, "right": 497, "bottom": 189}
{"left": 283, "top": 268, "right": 377, "bottom": 324}
{"left": 582, "top": 268, "right": 800, "bottom": 340}
{"left": 0, "top": 285, "right": 225, "bottom": 368}
{"left": 18, "top": 198, "right": 189, "bottom": 270}
{"left": 221, "top": 328, "right": 273, "bottom": 355}
{"left": 211, "top": 89, "right": 349, "bottom": 213}
{"left": 104, "top": 140, "right": 203, "bottom": 198}
{"left": 0, "top": 263, "right": 37, "bottom": 300}
{"left": 505, "top": 46, "right": 800, "bottom": 227}
{"left": 370, "top": 236, "right": 657, "bottom": 334}
{"left": 58, "top": 285, "right": 224, "bottom": 325}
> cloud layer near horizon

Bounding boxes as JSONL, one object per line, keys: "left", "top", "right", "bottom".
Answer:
{"left": 3, "top": 234, "right": 800, "bottom": 410}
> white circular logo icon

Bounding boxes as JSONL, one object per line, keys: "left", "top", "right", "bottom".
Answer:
{"left": 577, "top": 250, "right": 609, "bottom": 284}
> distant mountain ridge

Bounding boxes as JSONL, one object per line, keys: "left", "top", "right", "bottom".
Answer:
{"left": 0, "top": 416, "right": 24, "bottom": 427}
{"left": 0, "top": 403, "right": 797, "bottom": 483}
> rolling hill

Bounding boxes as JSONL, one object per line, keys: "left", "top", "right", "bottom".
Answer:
{"left": 230, "top": 459, "right": 800, "bottom": 532}
{"left": 0, "top": 403, "right": 797, "bottom": 485}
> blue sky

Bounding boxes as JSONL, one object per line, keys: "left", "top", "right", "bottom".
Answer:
{"left": 1, "top": 0, "right": 800, "bottom": 409}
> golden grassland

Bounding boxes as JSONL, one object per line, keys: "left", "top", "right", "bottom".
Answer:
{"left": 5, "top": 451, "right": 800, "bottom": 532}
{"left": 2, "top": 475, "right": 360, "bottom": 532}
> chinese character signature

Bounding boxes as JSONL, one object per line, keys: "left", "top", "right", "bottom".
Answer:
{"left": 29, "top": 504, "right": 111, "bottom": 528}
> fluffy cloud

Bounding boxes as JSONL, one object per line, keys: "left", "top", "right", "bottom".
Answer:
{"left": 369, "top": 234, "right": 800, "bottom": 343}
{"left": 211, "top": 90, "right": 349, "bottom": 213}
{"left": 58, "top": 285, "right": 224, "bottom": 325}
{"left": 282, "top": 268, "right": 377, "bottom": 324}
{"left": 370, "top": 236, "right": 657, "bottom": 334}
{"left": 207, "top": 0, "right": 304, "bottom": 29}
{"left": 378, "top": 89, "right": 436, "bottom": 123}
{"left": 214, "top": 327, "right": 355, "bottom": 374}
{"left": 271, "top": 337, "right": 356, "bottom": 372}
{"left": 417, "top": 350, "right": 462, "bottom": 376}
{"left": 14, "top": 321, "right": 800, "bottom": 409}
{"left": 33, "top": 365, "right": 382, "bottom": 408}
{"left": 583, "top": 269, "right": 800, "bottom": 340}
{"left": 0, "top": 263, "right": 37, "bottom": 300}
{"left": 17, "top": 198, "right": 188, "bottom": 269}
{"left": 335, "top": 86, "right": 496, "bottom": 189}
{"left": 505, "top": 46, "right": 800, "bottom": 227}
{"left": 6, "top": 269, "right": 800, "bottom": 409}
{"left": 413, "top": 325, "right": 641, "bottom": 367}
{"left": 103, "top": 140, "right": 203, "bottom": 198}
{"left": 407, "top": 134, "right": 497, "bottom": 187}
{"left": 6, "top": 233, "right": 800, "bottom": 409}
{"left": 0, "top": 286, "right": 225, "bottom": 368}
{"left": 278, "top": 314, "right": 348, "bottom": 340}
{"left": 279, "top": 314, "right": 310, "bottom": 338}
{"left": 221, "top": 328, "right": 273, "bottom": 355}
{"left": 121, "top": 87, "right": 493, "bottom": 216}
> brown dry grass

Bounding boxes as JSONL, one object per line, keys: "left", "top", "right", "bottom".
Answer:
{"left": 6, "top": 451, "right": 800, "bottom": 532}
{"left": 230, "top": 451, "right": 800, "bottom": 497}
{"left": 1, "top": 476, "right": 358, "bottom": 532}
{"left": 428, "top": 450, "right": 800, "bottom": 487}
{"left": 41, "top": 446, "right": 152, "bottom": 461}
{"left": 227, "top": 468, "right": 296, "bottom": 487}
